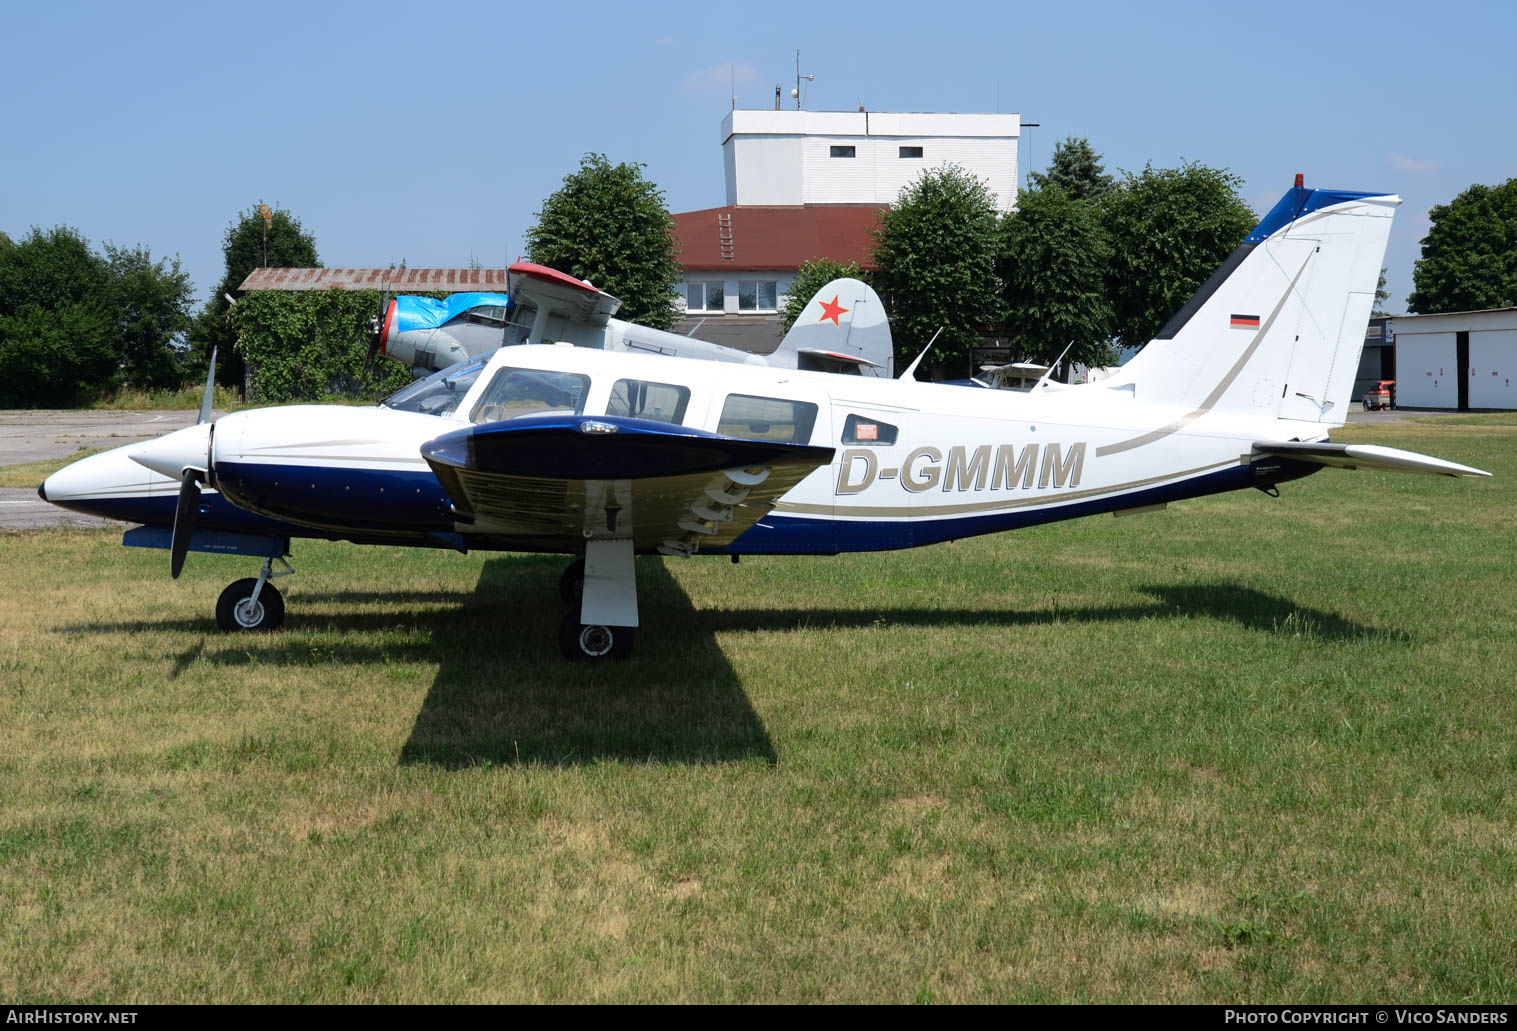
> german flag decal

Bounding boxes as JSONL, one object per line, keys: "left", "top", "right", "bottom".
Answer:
{"left": 1230, "top": 314, "right": 1261, "bottom": 329}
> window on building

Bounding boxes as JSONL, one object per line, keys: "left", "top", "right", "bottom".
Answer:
{"left": 841, "top": 413, "right": 899, "bottom": 445}
{"left": 471, "top": 368, "right": 589, "bottom": 423}
{"left": 606, "top": 379, "right": 690, "bottom": 425}
{"left": 717, "top": 394, "right": 818, "bottom": 444}
{"left": 687, "top": 281, "right": 725, "bottom": 311}
{"left": 899, "top": 146, "right": 924, "bottom": 159}
{"left": 830, "top": 145, "right": 856, "bottom": 158}
{"left": 738, "top": 280, "right": 778, "bottom": 311}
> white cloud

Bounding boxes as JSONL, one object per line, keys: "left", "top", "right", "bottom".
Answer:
{"left": 682, "top": 61, "right": 759, "bottom": 95}
{"left": 1388, "top": 153, "right": 1442, "bottom": 175}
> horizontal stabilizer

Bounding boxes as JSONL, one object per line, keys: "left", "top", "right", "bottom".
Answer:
{"left": 1252, "top": 441, "right": 1491, "bottom": 478}
{"left": 796, "top": 348, "right": 882, "bottom": 369}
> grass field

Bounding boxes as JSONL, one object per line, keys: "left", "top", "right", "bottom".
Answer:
{"left": 1, "top": 418, "right": 1513, "bottom": 1003}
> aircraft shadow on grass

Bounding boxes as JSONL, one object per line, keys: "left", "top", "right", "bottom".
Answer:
{"left": 60, "top": 563, "right": 1398, "bottom": 768}
{"left": 697, "top": 582, "right": 1399, "bottom": 643}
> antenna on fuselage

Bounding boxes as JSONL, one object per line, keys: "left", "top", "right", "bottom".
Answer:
{"left": 1032, "top": 339, "right": 1078, "bottom": 391}
{"left": 899, "top": 326, "right": 944, "bottom": 381}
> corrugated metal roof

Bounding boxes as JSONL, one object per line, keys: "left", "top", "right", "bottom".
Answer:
{"left": 238, "top": 267, "right": 510, "bottom": 292}
{"left": 672, "top": 204, "right": 886, "bottom": 272}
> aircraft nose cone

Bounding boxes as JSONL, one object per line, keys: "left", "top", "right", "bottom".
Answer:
{"left": 130, "top": 422, "right": 213, "bottom": 480}
{"left": 37, "top": 480, "right": 47, "bottom": 501}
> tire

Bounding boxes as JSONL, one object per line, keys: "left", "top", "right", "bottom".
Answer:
{"left": 215, "top": 578, "right": 285, "bottom": 631}
{"left": 558, "top": 609, "right": 634, "bottom": 661}
{"left": 558, "top": 558, "right": 586, "bottom": 604}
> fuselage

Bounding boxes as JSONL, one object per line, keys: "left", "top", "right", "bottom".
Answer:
{"left": 42, "top": 344, "right": 1329, "bottom": 555}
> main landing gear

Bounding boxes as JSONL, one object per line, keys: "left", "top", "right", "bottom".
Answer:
{"left": 557, "top": 540, "right": 637, "bottom": 662}
{"left": 215, "top": 556, "right": 294, "bottom": 631}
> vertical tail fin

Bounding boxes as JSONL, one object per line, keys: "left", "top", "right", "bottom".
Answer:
{"left": 1107, "top": 182, "right": 1398, "bottom": 425}
{"left": 774, "top": 278, "right": 894, "bottom": 377}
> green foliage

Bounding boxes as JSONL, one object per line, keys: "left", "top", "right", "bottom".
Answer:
{"left": 190, "top": 203, "right": 321, "bottom": 390}
{"left": 1102, "top": 163, "right": 1257, "bottom": 349}
{"left": 872, "top": 165, "right": 1006, "bottom": 373}
{"left": 1408, "top": 178, "right": 1517, "bottom": 314}
{"left": 1374, "top": 267, "right": 1391, "bottom": 317}
{"left": 525, "top": 154, "right": 683, "bottom": 330}
{"left": 779, "top": 258, "right": 866, "bottom": 333}
{"left": 1028, "top": 137, "right": 1115, "bottom": 201}
{"left": 0, "top": 227, "right": 192, "bottom": 406}
{"left": 102, "top": 243, "right": 194, "bottom": 390}
{"left": 229, "top": 290, "right": 409, "bottom": 404}
{"left": 998, "top": 186, "right": 1116, "bottom": 368}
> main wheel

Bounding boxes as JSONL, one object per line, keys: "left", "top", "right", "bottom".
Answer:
{"left": 558, "top": 558, "right": 586, "bottom": 604}
{"left": 558, "top": 609, "right": 634, "bottom": 661}
{"left": 216, "top": 578, "right": 285, "bottom": 631}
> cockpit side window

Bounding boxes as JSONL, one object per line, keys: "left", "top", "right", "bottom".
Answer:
{"left": 471, "top": 368, "right": 590, "bottom": 424}
{"left": 606, "top": 379, "right": 690, "bottom": 425}
{"left": 717, "top": 394, "right": 818, "bottom": 444}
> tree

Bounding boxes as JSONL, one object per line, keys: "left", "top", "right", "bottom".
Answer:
{"left": 525, "top": 154, "right": 683, "bottom": 330}
{"left": 872, "top": 164, "right": 1006, "bottom": 373}
{"left": 1102, "top": 163, "right": 1256, "bottom": 349}
{"left": 103, "top": 243, "right": 194, "bottom": 390}
{"left": 1407, "top": 178, "right": 1517, "bottom": 314}
{"left": 779, "top": 258, "right": 866, "bottom": 333}
{"left": 188, "top": 203, "right": 320, "bottom": 390}
{"left": 0, "top": 226, "right": 190, "bottom": 406}
{"left": 1373, "top": 268, "right": 1391, "bottom": 317}
{"left": 1028, "top": 137, "right": 1115, "bottom": 201}
{"left": 998, "top": 186, "right": 1116, "bottom": 369}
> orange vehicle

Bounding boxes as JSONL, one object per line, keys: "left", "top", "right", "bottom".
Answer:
{"left": 1363, "top": 379, "right": 1395, "bottom": 411}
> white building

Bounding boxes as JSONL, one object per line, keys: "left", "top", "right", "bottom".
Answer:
{"left": 1389, "top": 308, "right": 1517, "bottom": 410}
{"left": 720, "top": 109, "right": 1021, "bottom": 210}
{"left": 674, "top": 108, "right": 1021, "bottom": 351}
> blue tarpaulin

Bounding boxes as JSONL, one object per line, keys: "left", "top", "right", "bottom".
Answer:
{"left": 393, "top": 292, "right": 510, "bottom": 333}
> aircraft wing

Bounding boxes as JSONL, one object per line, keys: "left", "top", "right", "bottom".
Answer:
{"left": 421, "top": 415, "right": 835, "bottom": 554}
{"left": 508, "top": 262, "right": 622, "bottom": 329}
{"left": 1252, "top": 441, "right": 1490, "bottom": 478}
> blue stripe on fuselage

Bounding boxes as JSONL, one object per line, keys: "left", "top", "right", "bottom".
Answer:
{"left": 214, "top": 462, "right": 456, "bottom": 534}
{"left": 52, "top": 492, "right": 318, "bottom": 538}
{"left": 722, "top": 463, "right": 1275, "bottom": 555}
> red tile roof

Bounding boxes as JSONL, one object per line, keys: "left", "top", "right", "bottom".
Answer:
{"left": 673, "top": 204, "right": 885, "bottom": 272}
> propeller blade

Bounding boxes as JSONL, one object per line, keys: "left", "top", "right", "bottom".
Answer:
{"left": 170, "top": 470, "right": 201, "bottom": 579}
{"left": 364, "top": 290, "right": 394, "bottom": 379}
{"left": 198, "top": 347, "right": 217, "bottom": 425}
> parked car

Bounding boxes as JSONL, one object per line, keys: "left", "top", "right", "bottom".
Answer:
{"left": 1363, "top": 380, "right": 1395, "bottom": 411}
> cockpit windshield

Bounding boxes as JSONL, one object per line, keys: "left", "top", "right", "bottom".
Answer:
{"left": 378, "top": 356, "right": 489, "bottom": 417}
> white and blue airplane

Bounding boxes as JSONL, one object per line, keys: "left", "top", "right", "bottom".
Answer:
{"left": 39, "top": 179, "right": 1489, "bottom": 660}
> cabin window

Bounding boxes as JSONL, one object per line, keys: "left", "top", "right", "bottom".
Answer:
{"left": 738, "top": 280, "right": 778, "bottom": 311}
{"left": 463, "top": 305, "right": 509, "bottom": 326}
{"left": 830, "top": 145, "right": 856, "bottom": 158}
{"left": 607, "top": 379, "right": 690, "bottom": 425}
{"left": 717, "top": 393, "right": 818, "bottom": 444}
{"left": 471, "top": 367, "right": 589, "bottom": 423}
{"left": 381, "top": 355, "right": 489, "bottom": 418}
{"left": 687, "top": 281, "right": 724, "bottom": 312}
{"left": 899, "top": 146, "right": 923, "bottom": 159}
{"left": 841, "top": 413, "right": 898, "bottom": 445}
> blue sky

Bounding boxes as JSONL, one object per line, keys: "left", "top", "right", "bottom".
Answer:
{"left": 3, "top": 0, "right": 1513, "bottom": 316}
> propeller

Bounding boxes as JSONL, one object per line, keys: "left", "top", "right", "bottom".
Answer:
{"left": 170, "top": 469, "right": 201, "bottom": 579}
{"left": 363, "top": 278, "right": 395, "bottom": 379}
{"left": 170, "top": 347, "right": 218, "bottom": 578}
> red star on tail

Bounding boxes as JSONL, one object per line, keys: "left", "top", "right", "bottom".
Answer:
{"left": 817, "top": 294, "right": 849, "bottom": 327}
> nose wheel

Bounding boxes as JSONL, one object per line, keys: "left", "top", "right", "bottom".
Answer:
{"left": 215, "top": 555, "right": 293, "bottom": 632}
